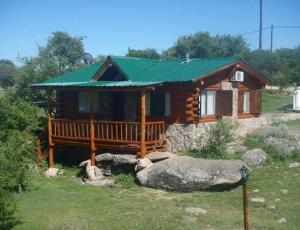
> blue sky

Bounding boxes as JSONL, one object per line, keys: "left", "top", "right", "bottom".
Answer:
{"left": 1, "top": 0, "right": 299, "bottom": 64}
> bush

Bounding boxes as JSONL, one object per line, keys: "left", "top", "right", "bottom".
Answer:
{"left": 0, "top": 95, "right": 44, "bottom": 228}
{"left": 187, "top": 118, "right": 236, "bottom": 159}
{"left": 258, "top": 124, "right": 290, "bottom": 139}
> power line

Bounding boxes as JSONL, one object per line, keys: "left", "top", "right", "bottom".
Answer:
{"left": 241, "top": 26, "right": 271, "bottom": 36}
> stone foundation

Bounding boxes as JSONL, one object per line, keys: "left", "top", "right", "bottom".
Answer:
{"left": 166, "top": 113, "right": 300, "bottom": 153}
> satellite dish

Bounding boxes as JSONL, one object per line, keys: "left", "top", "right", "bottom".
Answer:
{"left": 83, "top": 53, "right": 94, "bottom": 65}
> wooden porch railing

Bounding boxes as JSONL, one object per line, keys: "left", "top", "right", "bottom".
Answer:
{"left": 51, "top": 118, "right": 165, "bottom": 146}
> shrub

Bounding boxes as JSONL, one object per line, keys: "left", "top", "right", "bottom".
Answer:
{"left": 0, "top": 95, "right": 44, "bottom": 228}
{"left": 258, "top": 124, "right": 290, "bottom": 139}
{"left": 188, "top": 118, "right": 237, "bottom": 159}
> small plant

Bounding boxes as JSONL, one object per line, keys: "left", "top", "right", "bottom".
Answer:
{"left": 187, "top": 118, "right": 237, "bottom": 159}
{"left": 114, "top": 173, "right": 138, "bottom": 189}
{"left": 258, "top": 124, "right": 290, "bottom": 139}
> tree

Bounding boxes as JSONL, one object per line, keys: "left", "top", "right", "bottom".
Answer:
{"left": 276, "top": 46, "right": 300, "bottom": 85}
{"left": 13, "top": 31, "right": 85, "bottom": 101}
{"left": 126, "top": 48, "right": 161, "bottom": 59}
{"left": 243, "top": 50, "right": 283, "bottom": 84}
{"left": 0, "top": 60, "right": 16, "bottom": 89}
{"left": 0, "top": 94, "right": 43, "bottom": 229}
{"left": 94, "top": 55, "right": 107, "bottom": 65}
{"left": 163, "top": 32, "right": 249, "bottom": 59}
{"left": 41, "top": 31, "right": 85, "bottom": 70}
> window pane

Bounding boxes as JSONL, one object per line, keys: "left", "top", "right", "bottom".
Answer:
{"left": 206, "top": 91, "right": 216, "bottom": 115}
{"left": 78, "top": 91, "right": 89, "bottom": 113}
{"left": 243, "top": 91, "right": 250, "bottom": 113}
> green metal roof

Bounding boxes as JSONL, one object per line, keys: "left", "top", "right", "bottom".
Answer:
{"left": 111, "top": 56, "right": 239, "bottom": 82}
{"left": 33, "top": 56, "right": 240, "bottom": 88}
{"left": 34, "top": 80, "right": 161, "bottom": 88}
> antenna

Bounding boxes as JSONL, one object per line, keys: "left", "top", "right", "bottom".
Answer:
{"left": 83, "top": 53, "right": 94, "bottom": 65}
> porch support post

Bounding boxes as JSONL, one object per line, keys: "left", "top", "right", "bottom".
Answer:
{"left": 89, "top": 91, "right": 96, "bottom": 166}
{"left": 47, "top": 90, "right": 54, "bottom": 168}
{"left": 140, "top": 89, "right": 146, "bottom": 158}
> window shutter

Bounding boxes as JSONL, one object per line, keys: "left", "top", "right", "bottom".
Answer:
{"left": 250, "top": 90, "right": 262, "bottom": 114}
{"left": 215, "top": 90, "right": 233, "bottom": 116}
{"left": 165, "top": 92, "right": 171, "bottom": 116}
{"left": 238, "top": 91, "right": 244, "bottom": 114}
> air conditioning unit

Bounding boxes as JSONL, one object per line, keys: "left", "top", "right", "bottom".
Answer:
{"left": 231, "top": 71, "right": 244, "bottom": 82}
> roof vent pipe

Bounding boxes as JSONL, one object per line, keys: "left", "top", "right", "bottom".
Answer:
{"left": 186, "top": 53, "right": 190, "bottom": 62}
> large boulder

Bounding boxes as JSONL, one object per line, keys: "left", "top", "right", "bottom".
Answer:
{"left": 145, "top": 151, "right": 176, "bottom": 162}
{"left": 94, "top": 153, "right": 137, "bottom": 165}
{"left": 113, "top": 154, "right": 137, "bottom": 165}
{"left": 241, "top": 148, "right": 267, "bottom": 166}
{"left": 136, "top": 156, "right": 249, "bottom": 192}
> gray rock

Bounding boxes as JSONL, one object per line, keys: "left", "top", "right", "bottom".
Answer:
{"left": 267, "top": 205, "right": 276, "bottom": 210}
{"left": 135, "top": 158, "right": 153, "bottom": 171}
{"left": 145, "top": 151, "right": 176, "bottom": 162}
{"left": 185, "top": 207, "right": 207, "bottom": 215}
{"left": 45, "top": 168, "right": 63, "bottom": 178}
{"left": 278, "top": 218, "right": 287, "bottom": 224}
{"left": 113, "top": 154, "right": 137, "bottom": 165}
{"left": 95, "top": 153, "right": 137, "bottom": 165}
{"left": 95, "top": 153, "right": 114, "bottom": 162}
{"left": 280, "top": 189, "right": 288, "bottom": 194}
{"left": 241, "top": 148, "right": 267, "bottom": 166}
{"left": 288, "top": 162, "right": 300, "bottom": 168}
{"left": 136, "top": 156, "right": 249, "bottom": 192}
{"left": 252, "top": 189, "right": 259, "bottom": 193}
{"left": 79, "top": 159, "right": 90, "bottom": 167}
{"left": 250, "top": 197, "right": 265, "bottom": 203}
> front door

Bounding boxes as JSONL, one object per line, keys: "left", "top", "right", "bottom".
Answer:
{"left": 113, "top": 92, "right": 124, "bottom": 120}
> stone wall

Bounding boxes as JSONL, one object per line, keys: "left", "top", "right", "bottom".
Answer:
{"left": 166, "top": 113, "right": 300, "bottom": 153}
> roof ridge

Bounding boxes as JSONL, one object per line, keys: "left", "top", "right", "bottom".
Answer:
{"left": 110, "top": 55, "right": 239, "bottom": 63}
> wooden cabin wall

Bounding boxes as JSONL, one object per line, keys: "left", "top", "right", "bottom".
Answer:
{"left": 55, "top": 66, "right": 265, "bottom": 124}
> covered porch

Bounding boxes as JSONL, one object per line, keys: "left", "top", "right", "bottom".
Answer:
{"left": 46, "top": 87, "right": 167, "bottom": 168}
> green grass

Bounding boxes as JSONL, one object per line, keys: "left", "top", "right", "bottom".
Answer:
{"left": 262, "top": 90, "right": 293, "bottom": 113}
{"left": 13, "top": 162, "right": 300, "bottom": 230}
{"left": 278, "top": 119, "right": 300, "bottom": 128}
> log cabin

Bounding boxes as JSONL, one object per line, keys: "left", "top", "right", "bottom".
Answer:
{"left": 32, "top": 56, "right": 271, "bottom": 167}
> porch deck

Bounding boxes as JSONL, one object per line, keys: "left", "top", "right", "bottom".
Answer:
{"left": 50, "top": 118, "right": 167, "bottom": 154}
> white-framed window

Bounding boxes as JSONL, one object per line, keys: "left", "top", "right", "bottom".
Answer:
{"left": 199, "top": 90, "right": 216, "bottom": 116}
{"left": 78, "top": 91, "right": 100, "bottom": 113}
{"left": 243, "top": 91, "right": 250, "bottom": 113}
{"left": 146, "top": 91, "right": 171, "bottom": 117}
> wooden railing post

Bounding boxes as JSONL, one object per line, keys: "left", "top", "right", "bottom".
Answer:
{"left": 47, "top": 90, "right": 54, "bottom": 168}
{"left": 89, "top": 91, "right": 96, "bottom": 166}
{"left": 140, "top": 89, "right": 146, "bottom": 158}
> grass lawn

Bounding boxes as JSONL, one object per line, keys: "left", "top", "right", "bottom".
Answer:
{"left": 262, "top": 90, "right": 293, "bottom": 113}
{"left": 14, "top": 161, "right": 300, "bottom": 230}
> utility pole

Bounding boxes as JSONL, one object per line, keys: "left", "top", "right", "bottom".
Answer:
{"left": 270, "top": 24, "right": 274, "bottom": 51}
{"left": 259, "top": 0, "right": 263, "bottom": 50}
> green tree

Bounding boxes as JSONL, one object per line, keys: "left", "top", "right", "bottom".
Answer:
{"left": 0, "top": 60, "right": 16, "bottom": 89}
{"left": 276, "top": 46, "right": 300, "bottom": 85}
{"left": 13, "top": 31, "right": 85, "bottom": 101}
{"left": 0, "top": 94, "right": 44, "bottom": 229}
{"left": 243, "top": 50, "right": 283, "bottom": 84}
{"left": 163, "top": 32, "right": 249, "bottom": 59}
{"left": 126, "top": 48, "right": 161, "bottom": 59}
